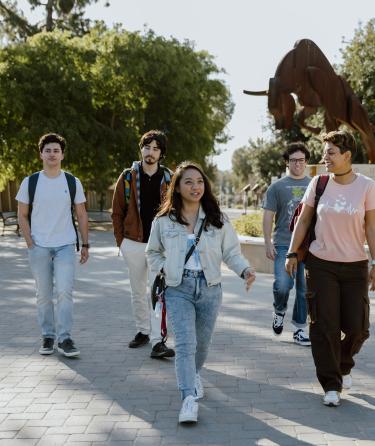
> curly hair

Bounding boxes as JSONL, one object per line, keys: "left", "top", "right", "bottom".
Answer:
{"left": 38, "top": 133, "right": 66, "bottom": 153}
{"left": 157, "top": 161, "right": 224, "bottom": 229}
{"left": 322, "top": 130, "right": 357, "bottom": 157}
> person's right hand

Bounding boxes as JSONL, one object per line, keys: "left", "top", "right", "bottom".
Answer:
{"left": 369, "top": 266, "right": 375, "bottom": 291}
{"left": 285, "top": 257, "right": 297, "bottom": 278}
{"left": 265, "top": 241, "right": 276, "bottom": 261}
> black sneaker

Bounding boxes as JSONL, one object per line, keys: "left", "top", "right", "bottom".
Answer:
{"left": 272, "top": 312, "right": 285, "bottom": 335}
{"left": 150, "top": 341, "right": 175, "bottom": 359}
{"left": 128, "top": 332, "right": 150, "bottom": 348}
{"left": 57, "top": 338, "right": 80, "bottom": 357}
{"left": 39, "top": 337, "right": 54, "bottom": 355}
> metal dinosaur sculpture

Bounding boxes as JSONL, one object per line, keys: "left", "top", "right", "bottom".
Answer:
{"left": 244, "top": 39, "right": 375, "bottom": 163}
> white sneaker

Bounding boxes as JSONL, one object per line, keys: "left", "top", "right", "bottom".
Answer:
{"left": 195, "top": 373, "right": 204, "bottom": 399}
{"left": 323, "top": 391, "right": 341, "bottom": 407}
{"left": 342, "top": 374, "right": 352, "bottom": 390}
{"left": 179, "top": 395, "right": 198, "bottom": 423}
{"left": 293, "top": 329, "right": 311, "bottom": 346}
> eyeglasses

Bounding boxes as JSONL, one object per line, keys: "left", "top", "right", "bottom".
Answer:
{"left": 288, "top": 158, "right": 306, "bottom": 164}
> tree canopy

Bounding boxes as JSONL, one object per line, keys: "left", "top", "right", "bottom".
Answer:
{"left": 0, "top": 28, "right": 233, "bottom": 192}
{"left": 0, "top": 0, "right": 108, "bottom": 42}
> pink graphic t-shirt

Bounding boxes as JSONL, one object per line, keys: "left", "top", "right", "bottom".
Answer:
{"left": 302, "top": 173, "right": 375, "bottom": 262}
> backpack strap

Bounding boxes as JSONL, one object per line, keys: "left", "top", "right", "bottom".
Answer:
{"left": 314, "top": 174, "right": 329, "bottom": 207}
{"left": 310, "top": 174, "right": 330, "bottom": 241}
{"left": 122, "top": 168, "right": 133, "bottom": 204}
{"left": 27, "top": 172, "right": 40, "bottom": 224}
{"left": 27, "top": 171, "right": 79, "bottom": 251}
{"left": 161, "top": 166, "right": 172, "bottom": 185}
{"left": 64, "top": 172, "right": 79, "bottom": 252}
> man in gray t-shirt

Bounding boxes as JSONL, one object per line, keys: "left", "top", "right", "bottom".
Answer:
{"left": 262, "top": 142, "right": 311, "bottom": 346}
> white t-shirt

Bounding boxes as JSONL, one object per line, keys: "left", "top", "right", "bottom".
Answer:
{"left": 16, "top": 171, "right": 86, "bottom": 247}
{"left": 184, "top": 234, "right": 202, "bottom": 271}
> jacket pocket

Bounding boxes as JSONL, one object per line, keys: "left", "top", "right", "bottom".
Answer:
{"left": 306, "top": 291, "right": 317, "bottom": 324}
{"left": 161, "top": 230, "right": 179, "bottom": 245}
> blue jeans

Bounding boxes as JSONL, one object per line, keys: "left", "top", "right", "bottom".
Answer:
{"left": 28, "top": 244, "right": 76, "bottom": 342}
{"left": 165, "top": 270, "right": 222, "bottom": 400}
{"left": 273, "top": 245, "right": 307, "bottom": 328}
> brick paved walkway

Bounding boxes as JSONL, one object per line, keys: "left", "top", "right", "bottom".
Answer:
{"left": 0, "top": 231, "right": 374, "bottom": 446}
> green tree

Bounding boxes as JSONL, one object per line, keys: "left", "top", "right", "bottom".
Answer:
{"left": 0, "top": 28, "right": 233, "bottom": 199}
{"left": 340, "top": 19, "right": 375, "bottom": 124}
{"left": 0, "top": 0, "right": 109, "bottom": 42}
{"left": 340, "top": 19, "right": 375, "bottom": 163}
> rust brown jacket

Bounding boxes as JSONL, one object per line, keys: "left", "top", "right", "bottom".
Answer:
{"left": 111, "top": 164, "right": 170, "bottom": 247}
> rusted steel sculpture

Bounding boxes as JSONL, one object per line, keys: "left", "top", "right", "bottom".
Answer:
{"left": 244, "top": 39, "right": 375, "bottom": 163}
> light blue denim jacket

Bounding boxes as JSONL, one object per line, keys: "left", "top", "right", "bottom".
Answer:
{"left": 146, "top": 207, "right": 250, "bottom": 287}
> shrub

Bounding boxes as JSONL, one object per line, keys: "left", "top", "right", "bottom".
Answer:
{"left": 233, "top": 212, "right": 263, "bottom": 237}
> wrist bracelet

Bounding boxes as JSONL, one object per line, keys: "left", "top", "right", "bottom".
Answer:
{"left": 286, "top": 252, "right": 298, "bottom": 259}
{"left": 82, "top": 243, "right": 90, "bottom": 249}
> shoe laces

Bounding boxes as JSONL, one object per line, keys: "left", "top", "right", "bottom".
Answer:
{"left": 294, "top": 329, "right": 308, "bottom": 340}
{"left": 64, "top": 339, "right": 74, "bottom": 348}
{"left": 182, "top": 396, "right": 196, "bottom": 412}
{"left": 273, "top": 313, "right": 284, "bottom": 327}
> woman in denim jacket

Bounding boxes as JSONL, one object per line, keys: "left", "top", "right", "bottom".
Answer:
{"left": 146, "top": 161, "right": 255, "bottom": 424}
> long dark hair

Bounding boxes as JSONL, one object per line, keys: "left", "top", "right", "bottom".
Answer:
{"left": 157, "top": 161, "right": 224, "bottom": 229}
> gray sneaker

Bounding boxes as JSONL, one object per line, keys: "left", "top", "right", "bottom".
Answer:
{"left": 39, "top": 338, "right": 54, "bottom": 355}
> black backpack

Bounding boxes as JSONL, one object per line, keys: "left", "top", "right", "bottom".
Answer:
{"left": 28, "top": 171, "right": 79, "bottom": 251}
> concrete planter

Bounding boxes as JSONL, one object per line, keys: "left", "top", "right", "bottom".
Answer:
{"left": 239, "top": 235, "right": 371, "bottom": 274}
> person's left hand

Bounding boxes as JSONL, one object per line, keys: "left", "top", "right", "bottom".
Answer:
{"left": 243, "top": 267, "right": 256, "bottom": 292}
{"left": 369, "top": 266, "right": 375, "bottom": 291}
{"left": 80, "top": 247, "right": 89, "bottom": 264}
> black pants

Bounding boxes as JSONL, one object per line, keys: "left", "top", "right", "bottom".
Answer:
{"left": 304, "top": 253, "right": 370, "bottom": 392}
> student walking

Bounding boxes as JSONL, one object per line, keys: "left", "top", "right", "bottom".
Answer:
{"left": 263, "top": 142, "right": 311, "bottom": 345}
{"left": 111, "top": 130, "right": 175, "bottom": 358}
{"left": 16, "top": 133, "right": 89, "bottom": 357}
{"left": 146, "top": 161, "right": 255, "bottom": 423}
{"left": 286, "top": 131, "right": 375, "bottom": 406}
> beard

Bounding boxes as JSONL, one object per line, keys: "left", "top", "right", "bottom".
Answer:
{"left": 143, "top": 156, "right": 157, "bottom": 165}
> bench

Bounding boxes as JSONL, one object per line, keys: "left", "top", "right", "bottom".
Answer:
{"left": 0, "top": 211, "right": 20, "bottom": 236}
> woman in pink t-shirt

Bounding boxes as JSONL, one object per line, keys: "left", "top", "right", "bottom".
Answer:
{"left": 285, "top": 130, "right": 375, "bottom": 408}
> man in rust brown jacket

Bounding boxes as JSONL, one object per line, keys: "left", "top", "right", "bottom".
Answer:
{"left": 112, "top": 130, "right": 175, "bottom": 358}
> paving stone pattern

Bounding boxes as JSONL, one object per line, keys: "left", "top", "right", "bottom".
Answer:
{"left": 0, "top": 231, "right": 374, "bottom": 446}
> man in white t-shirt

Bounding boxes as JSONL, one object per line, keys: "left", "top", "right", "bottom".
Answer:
{"left": 16, "top": 133, "right": 89, "bottom": 358}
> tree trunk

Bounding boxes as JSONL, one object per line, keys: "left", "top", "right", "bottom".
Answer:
{"left": 46, "top": 0, "right": 55, "bottom": 32}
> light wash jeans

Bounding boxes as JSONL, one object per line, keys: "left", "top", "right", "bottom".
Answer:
{"left": 120, "top": 238, "right": 162, "bottom": 346}
{"left": 165, "top": 270, "right": 222, "bottom": 400}
{"left": 28, "top": 244, "right": 76, "bottom": 342}
{"left": 273, "top": 245, "right": 307, "bottom": 328}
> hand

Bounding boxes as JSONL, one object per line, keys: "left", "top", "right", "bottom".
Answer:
{"left": 265, "top": 241, "right": 276, "bottom": 261}
{"left": 80, "top": 246, "right": 89, "bottom": 264}
{"left": 285, "top": 257, "right": 297, "bottom": 278}
{"left": 243, "top": 267, "right": 256, "bottom": 292}
{"left": 369, "top": 266, "right": 375, "bottom": 291}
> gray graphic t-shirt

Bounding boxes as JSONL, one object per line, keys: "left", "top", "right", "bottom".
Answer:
{"left": 262, "top": 176, "right": 311, "bottom": 246}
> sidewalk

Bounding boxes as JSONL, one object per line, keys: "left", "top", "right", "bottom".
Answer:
{"left": 0, "top": 231, "right": 374, "bottom": 446}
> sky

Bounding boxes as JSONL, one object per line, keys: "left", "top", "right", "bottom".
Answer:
{"left": 19, "top": 0, "right": 375, "bottom": 170}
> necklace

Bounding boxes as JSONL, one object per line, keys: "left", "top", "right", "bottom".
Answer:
{"left": 334, "top": 168, "right": 352, "bottom": 177}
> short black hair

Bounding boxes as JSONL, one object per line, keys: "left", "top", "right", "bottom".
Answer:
{"left": 38, "top": 133, "right": 66, "bottom": 153}
{"left": 139, "top": 130, "right": 167, "bottom": 158}
{"left": 322, "top": 130, "right": 357, "bottom": 157}
{"left": 282, "top": 142, "right": 310, "bottom": 162}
